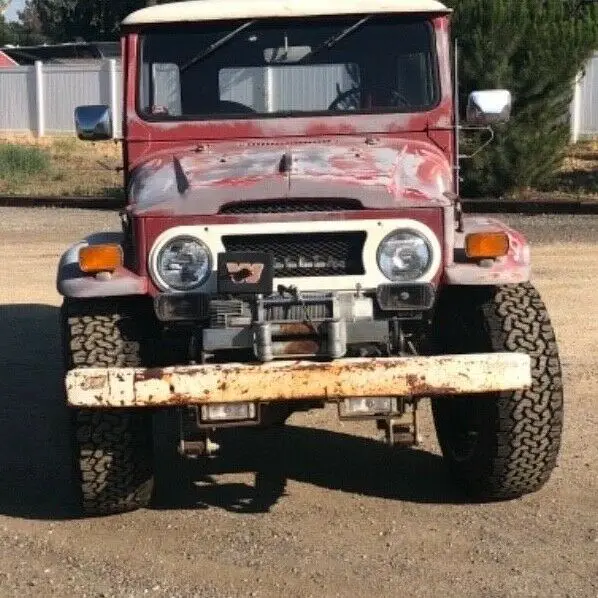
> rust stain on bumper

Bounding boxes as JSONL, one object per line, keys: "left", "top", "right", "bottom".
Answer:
{"left": 65, "top": 353, "right": 532, "bottom": 409}
{"left": 273, "top": 323, "right": 318, "bottom": 336}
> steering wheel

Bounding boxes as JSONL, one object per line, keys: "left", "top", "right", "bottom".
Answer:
{"left": 328, "top": 86, "right": 412, "bottom": 111}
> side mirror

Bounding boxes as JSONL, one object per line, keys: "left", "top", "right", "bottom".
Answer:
{"left": 74, "top": 105, "right": 113, "bottom": 141}
{"left": 466, "top": 90, "right": 512, "bottom": 125}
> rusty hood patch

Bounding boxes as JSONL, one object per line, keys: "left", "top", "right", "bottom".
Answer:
{"left": 130, "top": 139, "right": 452, "bottom": 216}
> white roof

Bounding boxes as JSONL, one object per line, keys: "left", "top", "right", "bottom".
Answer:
{"left": 123, "top": 0, "right": 450, "bottom": 26}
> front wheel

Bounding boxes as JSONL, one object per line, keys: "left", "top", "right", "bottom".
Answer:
{"left": 62, "top": 298, "right": 156, "bottom": 515}
{"left": 73, "top": 410, "right": 154, "bottom": 515}
{"left": 432, "top": 283, "right": 564, "bottom": 500}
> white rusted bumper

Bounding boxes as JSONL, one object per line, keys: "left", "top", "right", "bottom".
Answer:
{"left": 65, "top": 353, "right": 531, "bottom": 408}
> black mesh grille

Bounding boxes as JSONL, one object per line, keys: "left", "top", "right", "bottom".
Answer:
{"left": 219, "top": 199, "right": 362, "bottom": 214}
{"left": 222, "top": 232, "right": 366, "bottom": 277}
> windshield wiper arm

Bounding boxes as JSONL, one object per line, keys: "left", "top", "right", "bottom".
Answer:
{"left": 181, "top": 20, "right": 257, "bottom": 72}
{"left": 298, "top": 15, "right": 372, "bottom": 63}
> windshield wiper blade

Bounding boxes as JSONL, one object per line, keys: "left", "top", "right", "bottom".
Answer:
{"left": 298, "top": 15, "right": 372, "bottom": 63}
{"left": 181, "top": 20, "right": 257, "bottom": 72}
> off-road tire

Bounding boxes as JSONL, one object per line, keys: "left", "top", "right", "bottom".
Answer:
{"left": 62, "top": 298, "right": 156, "bottom": 516}
{"left": 432, "top": 283, "right": 563, "bottom": 500}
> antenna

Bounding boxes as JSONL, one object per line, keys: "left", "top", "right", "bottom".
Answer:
{"left": 453, "top": 38, "right": 460, "bottom": 197}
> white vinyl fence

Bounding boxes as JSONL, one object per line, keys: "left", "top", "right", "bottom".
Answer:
{"left": 0, "top": 60, "right": 122, "bottom": 137}
{"left": 571, "top": 52, "right": 598, "bottom": 143}
{"left": 0, "top": 56, "right": 597, "bottom": 140}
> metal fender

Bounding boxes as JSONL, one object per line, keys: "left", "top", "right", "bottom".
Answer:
{"left": 444, "top": 216, "right": 531, "bottom": 285}
{"left": 57, "top": 232, "right": 147, "bottom": 299}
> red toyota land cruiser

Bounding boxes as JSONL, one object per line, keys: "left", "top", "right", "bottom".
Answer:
{"left": 58, "top": 0, "right": 563, "bottom": 515}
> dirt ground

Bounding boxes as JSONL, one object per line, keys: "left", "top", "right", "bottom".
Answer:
{"left": 0, "top": 208, "right": 596, "bottom": 598}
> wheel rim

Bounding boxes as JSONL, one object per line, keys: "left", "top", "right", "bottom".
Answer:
{"left": 442, "top": 399, "right": 482, "bottom": 463}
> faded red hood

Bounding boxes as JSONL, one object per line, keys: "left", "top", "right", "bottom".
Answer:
{"left": 129, "top": 139, "right": 453, "bottom": 216}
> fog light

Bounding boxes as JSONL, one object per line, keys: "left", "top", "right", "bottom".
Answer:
{"left": 339, "top": 397, "right": 398, "bottom": 418}
{"left": 377, "top": 283, "right": 435, "bottom": 311}
{"left": 201, "top": 402, "right": 257, "bottom": 422}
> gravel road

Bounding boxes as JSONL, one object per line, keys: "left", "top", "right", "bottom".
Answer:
{"left": 0, "top": 207, "right": 596, "bottom": 598}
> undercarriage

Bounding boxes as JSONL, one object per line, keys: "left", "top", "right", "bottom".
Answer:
{"left": 65, "top": 286, "right": 531, "bottom": 457}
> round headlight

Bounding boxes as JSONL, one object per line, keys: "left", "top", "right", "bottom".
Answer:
{"left": 377, "top": 229, "right": 432, "bottom": 282}
{"left": 156, "top": 236, "right": 212, "bottom": 291}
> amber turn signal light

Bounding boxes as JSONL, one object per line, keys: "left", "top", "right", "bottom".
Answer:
{"left": 465, "top": 232, "right": 509, "bottom": 259}
{"left": 79, "top": 244, "right": 123, "bottom": 273}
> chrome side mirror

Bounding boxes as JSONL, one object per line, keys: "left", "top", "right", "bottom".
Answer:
{"left": 466, "top": 90, "right": 512, "bottom": 125}
{"left": 74, "top": 105, "right": 113, "bottom": 141}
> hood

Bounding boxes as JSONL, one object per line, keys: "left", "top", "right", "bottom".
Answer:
{"left": 129, "top": 139, "right": 453, "bottom": 217}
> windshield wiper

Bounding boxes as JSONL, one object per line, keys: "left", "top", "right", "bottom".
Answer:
{"left": 181, "top": 20, "right": 257, "bottom": 72}
{"left": 298, "top": 15, "right": 372, "bottom": 63}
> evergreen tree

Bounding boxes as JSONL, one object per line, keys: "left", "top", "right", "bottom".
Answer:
{"left": 19, "top": 0, "right": 184, "bottom": 42}
{"left": 22, "top": 0, "right": 142, "bottom": 41}
{"left": 12, "top": 3, "right": 49, "bottom": 44}
{"left": 0, "top": 14, "right": 16, "bottom": 45}
{"left": 445, "top": 0, "right": 598, "bottom": 196}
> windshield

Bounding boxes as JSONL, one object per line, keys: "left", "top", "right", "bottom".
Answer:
{"left": 139, "top": 17, "right": 439, "bottom": 120}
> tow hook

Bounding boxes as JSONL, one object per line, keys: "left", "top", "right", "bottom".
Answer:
{"left": 377, "top": 400, "right": 420, "bottom": 448}
{"left": 178, "top": 436, "right": 221, "bottom": 458}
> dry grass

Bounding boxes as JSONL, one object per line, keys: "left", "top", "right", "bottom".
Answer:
{"left": 1, "top": 134, "right": 597, "bottom": 200}
{"left": 548, "top": 139, "right": 598, "bottom": 198}
{"left": 0, "top": 135, "right": 122, "bottom": 197}
{"left": 514, "top": 139, "right": 598, "bottom": 201}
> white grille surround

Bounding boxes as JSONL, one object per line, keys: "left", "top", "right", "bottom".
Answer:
{"left": 148, "top": 218, "right": 443, "bottom": 293}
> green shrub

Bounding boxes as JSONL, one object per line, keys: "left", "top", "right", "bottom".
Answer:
{"left": 0, "top": 144, "right": 51, "bottom": 180}
{"left": 445, "top": 0, "right": 598, "bottom": 197}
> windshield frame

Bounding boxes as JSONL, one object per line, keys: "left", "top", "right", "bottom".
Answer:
{"left": 135, "top": 16, "right": 441, "bottom": 123}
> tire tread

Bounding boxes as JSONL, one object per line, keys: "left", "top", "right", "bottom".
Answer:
{"left": 62, "top": 298, "right": 154, "bottom": 515}
{"left": 432, "top": 283, "right": 564, "bottom": 499}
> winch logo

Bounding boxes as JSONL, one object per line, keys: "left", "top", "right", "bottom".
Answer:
{"left": 226, "top": 262, "right": 265, "bottom": 284}
{"left": 218, "top": 252, "right": 273, "bottom": 294}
